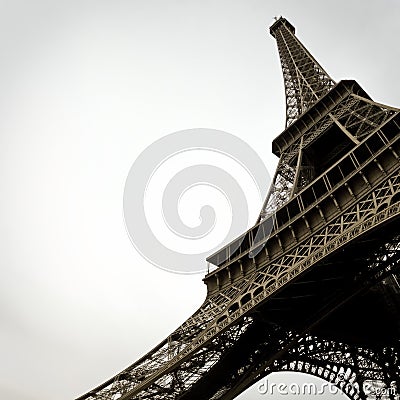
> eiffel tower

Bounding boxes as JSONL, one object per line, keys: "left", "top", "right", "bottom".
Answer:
{"left": 77, "top": 17, "right": 400, "bottom": 400}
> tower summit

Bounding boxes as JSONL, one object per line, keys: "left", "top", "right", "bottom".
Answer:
{"left": 270, "top": 17, "right": 335, "bottom": 127}
{"left": 76, "top": 18, "right": 400, "bottom": 400}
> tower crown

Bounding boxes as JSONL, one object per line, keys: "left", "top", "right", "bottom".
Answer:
{"left": 270, "top": 16, "right": 295, "bottom": 37}
{"left": 271, "top": 17, "right": 336, "bottom": 127}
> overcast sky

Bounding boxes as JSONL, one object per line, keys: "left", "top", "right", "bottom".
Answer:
{"left": 1, "top": 1, "right": 400, "bottom": 399}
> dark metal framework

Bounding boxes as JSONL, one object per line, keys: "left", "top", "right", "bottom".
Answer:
{"left": 76, "top": 17, "right": 400, "bottom": 400}
{"left": 271, "top": 18, "right": 335, "bottom": 128}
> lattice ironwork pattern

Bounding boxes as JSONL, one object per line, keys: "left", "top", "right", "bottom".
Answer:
{"left": 258, "top": 87, "right": 398, "bottom": 220}
{"left": 76, "top": 17, "right": 400, "bottom": 400}
{"left": 270, "top": 17, "right": 336, "bottom": 127}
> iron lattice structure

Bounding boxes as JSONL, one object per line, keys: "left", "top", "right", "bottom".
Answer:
{"left": 76, "top": 17, "right": 400, "bottom": 400}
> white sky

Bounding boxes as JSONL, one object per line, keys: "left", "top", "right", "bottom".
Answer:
{"left": 1, "top": 1, "right": 400, "bottom": 399}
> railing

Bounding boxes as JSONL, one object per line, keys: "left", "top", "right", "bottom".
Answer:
{"left": 206, "top": 113, "right": 400, "bottom": 271}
